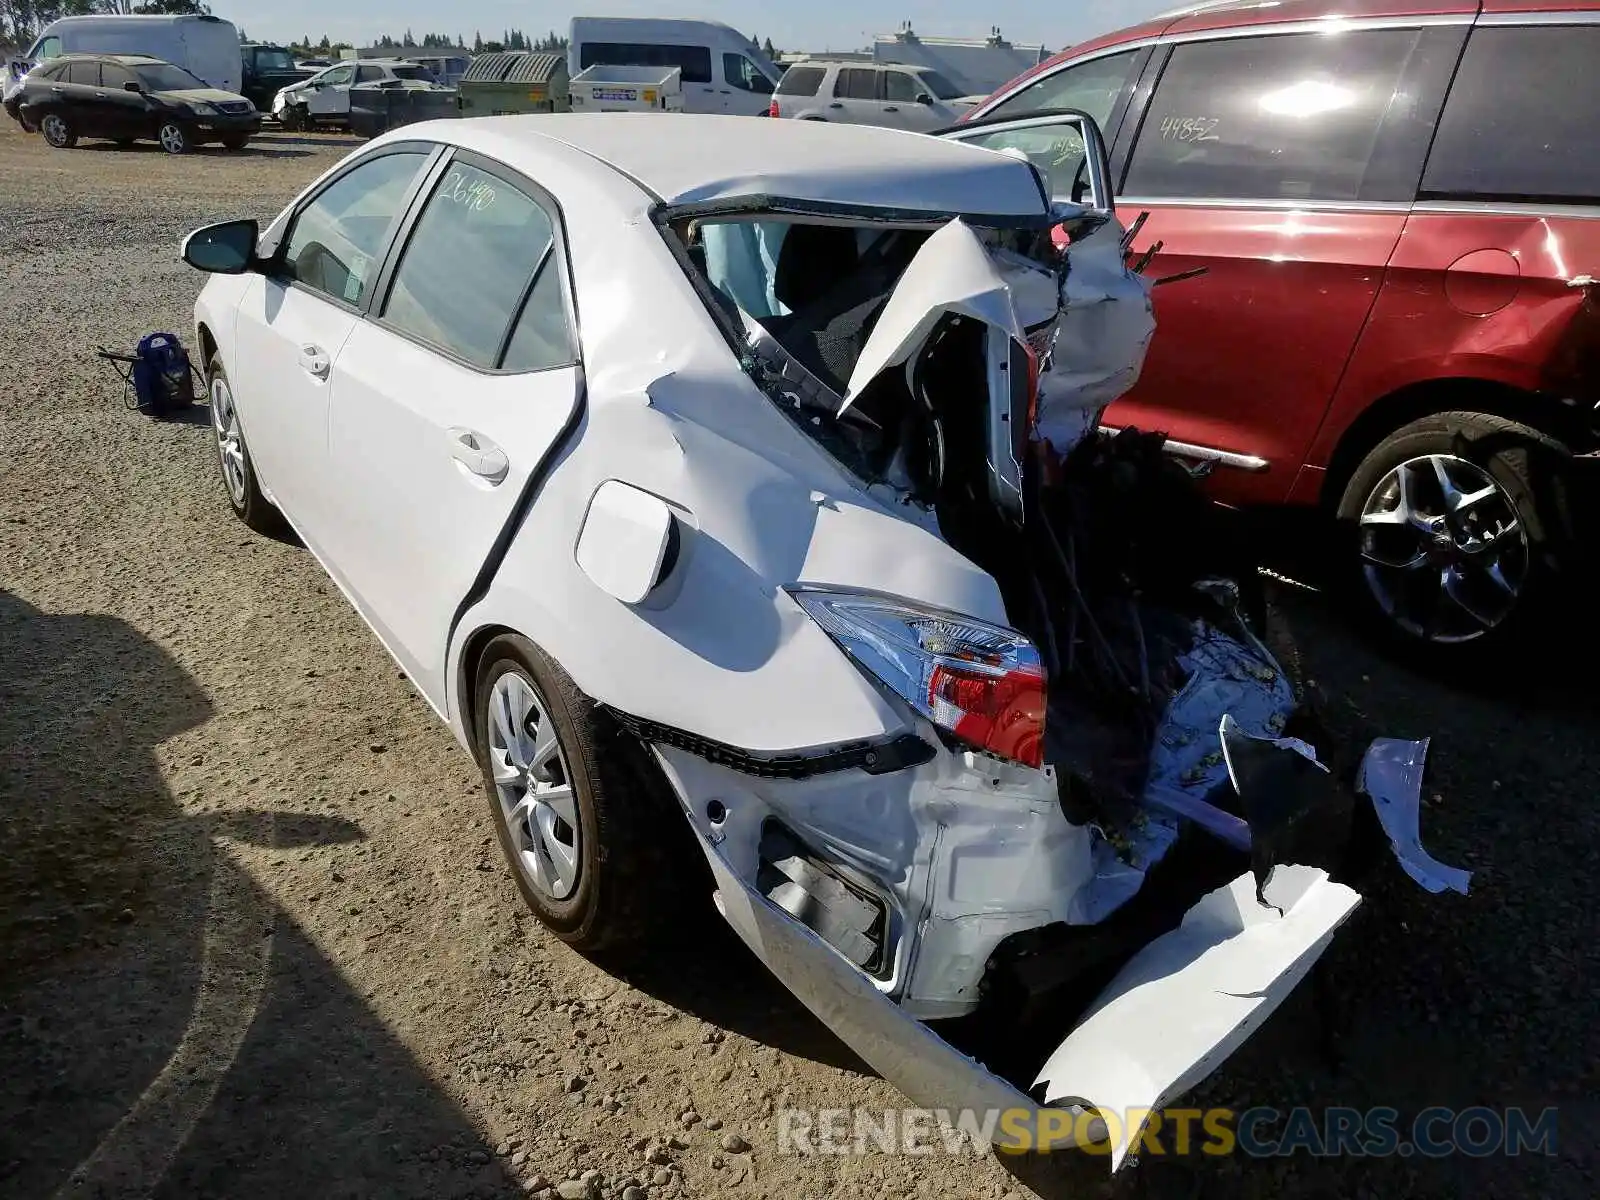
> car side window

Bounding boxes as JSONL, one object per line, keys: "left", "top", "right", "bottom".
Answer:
{"left": 323, "top": 64, "right": 354, "bottom": 86}
{"left": 355, "top": 65, "right": 383, "bottom": 83}
{"left": 382, "top": 160, "right": 572, "bottom": 371}
{"left": 883, "top": 71, "right": 920, "bottom": 103}
{"left": 1124, "top": 30, "right": 1422, "bottom": 202}
{"left": 835, "top": 68, "right": 877, "bottom": 100}
{"left": 100, "top": 63, "right": 137, "bottom": 90}
{"left": 1421, "top": 26, "right": 1600, "bottom": 204}
{"left": 983, "top": 50, "right": 1139, "bottom": 127}
{"left": 280, "top": 149, "right": 429, "bottom": 306}
{"left": 35, "top": 36, "right": 62, "bottom": 60}
{"left": 64, "top": 61, "right": 100, "bottom": 86}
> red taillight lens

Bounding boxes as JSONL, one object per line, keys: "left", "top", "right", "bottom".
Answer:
{"left": 930, "top": 662, "right": 1045, "bottom": 768}
{"left": 788, "top": 587, "right": 1048, "bottom": 770}
{"left": 767, "top": 98, "right": 780, "bottom": 118}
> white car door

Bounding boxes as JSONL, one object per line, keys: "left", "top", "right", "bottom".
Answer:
{"left": 821, "top": 66, "right": 876, "bottom": 125}
{"left": 881, "top": 69, "right": 946, "bottom": 132}
{"left": 318, "top": 153, "right": 583, "bottom": 710}
{"left": 307, "top": 62, "right": 354, "bottom": 116}
{"left": 231, "top": 146, "right": 436, "bottom": 553}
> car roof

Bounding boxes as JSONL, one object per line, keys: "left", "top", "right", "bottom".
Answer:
{"left": 410, "top": 113, "right": 1053, "bottom": 218}
{"left": 57, "top": 52, "right": 165, "bottom": 64}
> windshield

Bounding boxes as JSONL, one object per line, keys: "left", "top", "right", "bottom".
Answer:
{"left": 136, "top": 62, "right": 206, "bottom": 92}
{"left": 918, "top": 70, "right": 964, "bottom": 100}
{"left": 254, "top": 48, "right": 296, "bottom": 71}
{"left": 393, "top": 65, "right": 438, "bottom": 82}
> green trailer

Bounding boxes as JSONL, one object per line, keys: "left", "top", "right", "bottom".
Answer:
{"left": 457, "top": 51, "right": 570, "bottom": 117}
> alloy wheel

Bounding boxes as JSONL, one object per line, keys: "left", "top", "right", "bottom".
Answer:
{"left": 40, "top": 114, "right": 69, "bottom": 145}
{"left": 487, "top": 671, "right": 581, "bottom": 901}
{"left": 1358, "top": 453, "right": 1528, "bottom": 643}
{"left": 210, "top": 375, "right": 248, "bottom": 506}
{"left": 159, "top": 123, "right": 187, "bottom": 154}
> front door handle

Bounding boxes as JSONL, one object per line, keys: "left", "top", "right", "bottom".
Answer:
{"left": 297, "top": 344, "right": 330, "bottom": 379}
{"left": 447, "top": 427, "right": 509, "bottom": 484}
{"left": 883, "top": 105, "right": 899, "bottom": 112}
{"left": 828, "top": 101, "right": 843, "bottom": 109}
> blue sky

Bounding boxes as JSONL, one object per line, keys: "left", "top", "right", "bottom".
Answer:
{"left": 209, "top": 0, "right": 1179, "bottom": 54}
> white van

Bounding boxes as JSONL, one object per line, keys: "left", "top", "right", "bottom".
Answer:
{"left": 567, "top": 17, "right": 781, "bottom": 116}
{"left": 6, "top": 14, "right": 241, "bottom": 102}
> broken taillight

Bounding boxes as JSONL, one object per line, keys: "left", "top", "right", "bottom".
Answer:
{"left": 787, "top": 587, "right": 1046, "bottom": 768}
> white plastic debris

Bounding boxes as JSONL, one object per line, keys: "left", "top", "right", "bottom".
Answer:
{"left": 1357, "top": 738, "right": 1472, "bottom": 895}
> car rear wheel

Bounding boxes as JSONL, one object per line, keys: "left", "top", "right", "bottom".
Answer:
{"left": 157, "top": 121, "right": 192, "bottom": 154}
{"left": 207, "top": 357, "right": 286, "bottom": 535}
{"left": 1336, "top": 411, "right": 1568, "bottom": 655}
{"left": 473, "top": 634, "right": 700, "bottom": 957}
{"left": 40, "top": 112, "right": 76, "bottom": 148}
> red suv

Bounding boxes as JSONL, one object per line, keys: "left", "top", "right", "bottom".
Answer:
{"left": 966, "top": 0, "right": 1600, "bottom": 657}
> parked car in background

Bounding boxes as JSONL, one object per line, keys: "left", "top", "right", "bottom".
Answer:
{"left": 768, "top": 60, "right": 978, "bottom": 129}
{"left": 5, "top": 53, "right": 258, "bottom": 153}
{"left": 568, "top": 16, "right": 780, "bottom": 115}
{"left": 239, "top": 41, "right": 312, "bottom": 114}
{"left": 5, "top": 12, "right": 241, "bottom": 101}
{"left": 179, "top": 112, "right": 1461, "bottom": 1160}
{"left": 296, "top": 57, "right": 334, "bottom": 70}
{"left": 964, "top": 0, "right": 1600, "bottom": 658}
{"left": 273, "top": 59, "right": 441, "bottom": 130}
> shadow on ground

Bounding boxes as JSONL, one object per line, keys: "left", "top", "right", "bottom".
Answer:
{"left": 0, "top": 591, "right": 522, "bottom": 1199}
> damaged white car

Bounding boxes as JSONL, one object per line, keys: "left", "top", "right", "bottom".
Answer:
{"left": 182, "top": 112, "right": 1468, "bottom": 1167}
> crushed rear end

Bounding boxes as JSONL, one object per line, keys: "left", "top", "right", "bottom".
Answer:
{"left": 644, "top": 173, "right": 1468, "bottom": 1167}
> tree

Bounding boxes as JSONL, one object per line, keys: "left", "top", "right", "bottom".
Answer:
{"left": 763, "top": 37, "right": 776, "bottom": 60}
{"left": 317, "top": 34, "right": 330, "bottom": 50}
{"left": 472, "top": 30, "right": 482, "bottom": 53}
{"left": 131, "top": 0, "right": 211, "bottom": 12}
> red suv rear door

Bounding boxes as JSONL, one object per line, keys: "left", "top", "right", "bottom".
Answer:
{"left": 1107, "top": 19, "right": 1468, "bottom": 507}
{"left": 1307, "top": 10, "right": 1600, "bottom": 484}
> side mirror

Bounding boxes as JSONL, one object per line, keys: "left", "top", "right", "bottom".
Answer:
{"left": 122, "top": 80, "right": 142, "bottom": 93}
{"left": 182, "top": 219, "right": 260, "bottom": 275}
{"left": 916, "top": 92, "right": 934, "bottom": 105}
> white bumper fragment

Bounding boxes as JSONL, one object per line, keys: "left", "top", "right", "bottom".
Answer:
{"left": 1033, "top": 864, "right": 1360, "bottom": 1169}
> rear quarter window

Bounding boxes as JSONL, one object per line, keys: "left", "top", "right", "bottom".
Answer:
{"left": 776, "top": 65, "right": 824, "bottom": 96}
{"left": 1421, "top": 25, "right": 1600, "bottom": 204}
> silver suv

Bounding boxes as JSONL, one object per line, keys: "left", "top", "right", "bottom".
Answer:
{"left": 769, "top": 60, "right": 978, "bottom": 130}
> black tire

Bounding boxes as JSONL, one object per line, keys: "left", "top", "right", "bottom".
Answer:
{"left": 206, "top": 356, "right": 287, "bottom": 536}
{"left": 282, "top": 105, "right": 309, "bottom": 131}
{"left": 39, "top": 111, "right": 76, "bottom": 148}
{"left": 1335, "top": 410, "right": 1570, "bottom": 657}
{"left": 220, "top": 133, "right": 250, "bottom": 151}
{"left": 473, "top": 635, "right": 701, "bottom": 957}
{"left": 156, "top": 120, "right": 192, "bottom": 154}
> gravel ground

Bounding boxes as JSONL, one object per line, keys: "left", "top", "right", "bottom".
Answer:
{"left": 1, "top": 119, "right": 1595, "bottom": 1200}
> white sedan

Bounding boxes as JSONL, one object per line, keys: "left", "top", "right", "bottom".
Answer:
{"left": 181, "top": 112, "right": 1465, "bottom": 1164}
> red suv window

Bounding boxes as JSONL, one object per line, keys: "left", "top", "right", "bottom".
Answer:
{"left": 1422, "top": 25, "right": 1600, "bottom": 204}
{"left": 1125, "top": 29, "right": 1427, "bottom": 203}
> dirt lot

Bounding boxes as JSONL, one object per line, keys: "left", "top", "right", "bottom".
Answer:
{"left": 0, "top": 120, "right": 1595, "bottom": 1200}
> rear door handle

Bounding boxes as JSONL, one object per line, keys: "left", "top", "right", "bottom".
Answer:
{"left": 828, "top": 102, "right": 843, "bottom": 109}
{"left": 447, "top": 427, "right": 509, "bottom": 483}
{"left": 297, "top": 344, "right": 330, "bottom": 379}
{"left": 883, "top": 105, "right": 899, "bottom": 112}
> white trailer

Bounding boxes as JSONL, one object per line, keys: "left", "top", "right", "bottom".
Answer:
{"left": 568, "top": 64, "right": 684, "bottom": 113}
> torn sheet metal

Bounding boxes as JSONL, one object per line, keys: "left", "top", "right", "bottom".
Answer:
{"left": 1033, "top": 215, "right": 1155, "bottom": 450}
{"left": 1357, "top": 738, "right": 1472, "bottom": 896}
{"left": 1035, "top": 865, "right": 1361, "bottom": 1171}
{"left": 840, "top": 218, "right": 1025, "bottom": 411}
